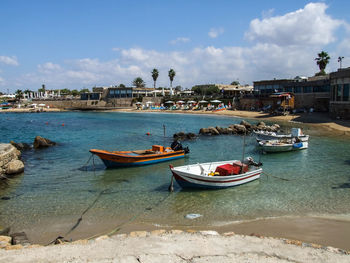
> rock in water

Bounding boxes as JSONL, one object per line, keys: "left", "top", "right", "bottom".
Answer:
{"left": 5, "top": 160, "right": 24, "bottom": 175}
{"left": 10, "top": 141, "right": 31, "bottom": 151}
{"left": 33, "top": 136, "right": 56, "bottom": 149}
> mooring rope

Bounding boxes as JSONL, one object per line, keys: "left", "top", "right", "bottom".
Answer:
{"left": 47, "top": 188, "right": 109, "bottom": 245}
{"left": 85, "top": 191, "right": 174, "bottom": 240}
{"left": 262, "top": 171, "right": 291, "bottom": 181}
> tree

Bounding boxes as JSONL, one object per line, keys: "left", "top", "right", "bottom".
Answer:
{"left": 132, "top": 77, "right": 145, "bottom": 88}
{"left": 80, "top": 88, "right": 90, "bottom": 94}
{"left": 119, "top": 84, "right": 126, "bottom": 88}
{"left": 230, "top": 80, "right": 240, "bottom": 85}
{"left": 192, "top": 85, "right": 219, "bottom": 96}
{"left": 168, "top": 69, "right": 176, "bottom": 96}
{"left": 15, "top": 89, "right": 23, "bottom": 102}
{"left": 60, "top": 88, "right": 71, "bottom": 95}
{"left": 315, "top": 51, "right": 330, "bottom": 76}
{"left": 175, "top": 85, "right": 182, "bottom": 91}
{"left": 151, "top": 68, "right": 159, "bottom": 97}
{"left": 71, "top": 89, "right": 79, "bottom": 96}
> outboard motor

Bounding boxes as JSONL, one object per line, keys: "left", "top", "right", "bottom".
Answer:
{"left": 243, "top": 156, "right": 262, "bottom": 167}
{"left": 183, "top": 146, "right": 190, "bottom": 154}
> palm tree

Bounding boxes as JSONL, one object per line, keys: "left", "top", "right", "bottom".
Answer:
{"left": 132, "top": 77, "right": 145, "bottom": 88}
{"left": 315, "top": 51, "right": 330, "bottom": 76}
{"left": 168, "top": 69, "right": 176, "bottom": 96}
{"left": 151, "top": 68, "right": 159, "bottom": 97}
{"left": 15, "top": 89, "right": 23, "bottom": 103}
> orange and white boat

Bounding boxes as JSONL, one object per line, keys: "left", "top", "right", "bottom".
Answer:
{"left": 90, "top": 145, "right": 189, "bottom": 168}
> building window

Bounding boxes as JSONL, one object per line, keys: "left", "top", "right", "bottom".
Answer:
{"left": 303, "top": 86, "right": 312, "bottom": 93}
{"left": 337, "top": 85, "right": 342, "bottom": 101}
{"left": 344, "top": 84, "right": 349, "bottom": 101}
{"left": 294, "top": 87, "right": 302, "bottom": 93}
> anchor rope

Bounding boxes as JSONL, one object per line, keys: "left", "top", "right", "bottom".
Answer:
{"left": 85, "top": 191, "right": 174, "bottom": 240}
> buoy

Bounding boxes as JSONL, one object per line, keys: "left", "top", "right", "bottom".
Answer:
{"left": 62, "top": 123, "right": 65, "bottom": 126}
{"left": 146, "top": 132, "right": 150, "bottom": 136}
{"left": 45, "top": 122, "right": 48, "bottom": 125}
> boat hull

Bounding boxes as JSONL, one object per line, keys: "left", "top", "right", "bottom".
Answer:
{"left": 259, "top": 141, "right": 308, "bottom": 153}
{"left": 170, "top": 161, "right": 262, "bottom": 189}
{"left": 90, "top": 149, "right": 186, "bottom": 168}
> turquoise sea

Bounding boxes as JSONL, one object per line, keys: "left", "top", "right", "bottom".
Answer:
{"left": 0, "top": 112, "right": 350, "bottom": 243}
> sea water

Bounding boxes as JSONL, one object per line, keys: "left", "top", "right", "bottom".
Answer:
{"left": 0, "top": 112, "right": 349, "bottom": 242}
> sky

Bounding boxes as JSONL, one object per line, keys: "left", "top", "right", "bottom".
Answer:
{"left": 0, "top": 0, "right": 350, "bottom": 93}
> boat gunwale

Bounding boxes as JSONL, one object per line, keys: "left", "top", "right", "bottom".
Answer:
{"left": 90, "top": 148, "right": 185, "bottom": 159}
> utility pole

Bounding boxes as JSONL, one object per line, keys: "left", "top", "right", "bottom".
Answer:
{"left": 338, "top": 56, "right": 344, "bottom": 69}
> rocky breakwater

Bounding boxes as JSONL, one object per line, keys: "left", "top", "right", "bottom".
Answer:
{"left": 0, "top": 144, "right": 24, "bottom": 178}
{"left": 199, "top": 120, "right": 280, "bottom": 136}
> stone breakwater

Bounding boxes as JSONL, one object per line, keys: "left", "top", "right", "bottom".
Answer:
{"left": 173, "top": 120, "right": 280, "bottom": 140}
{"left": 0, "top": 230, "right": 349, "bottom": 262}
{"left": 0, "top": 144, "right": 24, "bottom": 177}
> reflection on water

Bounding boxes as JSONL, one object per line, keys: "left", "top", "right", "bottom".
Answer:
{"left": 0, "top": 112, "right": 350, "bottom": 242}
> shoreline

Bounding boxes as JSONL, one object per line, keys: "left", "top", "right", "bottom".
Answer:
{"left": 2, "top": 107, "right": 350, "bottom": 135}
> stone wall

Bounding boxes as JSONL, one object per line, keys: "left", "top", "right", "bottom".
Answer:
{"left": 33, "top": 99, "right": 134, "bottom": 109}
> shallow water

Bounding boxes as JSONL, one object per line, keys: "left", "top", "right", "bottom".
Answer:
{"left": 0, "top": 112, "right": 349, "bottom": 243}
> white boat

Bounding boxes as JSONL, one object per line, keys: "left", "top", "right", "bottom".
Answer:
{"left": 254, "top": 128, "right": 309, "bottom": 142}
{"left": 258, "top": 139, "right": 308, "bottom": 153}
{"left": 169, "top": 158, "right": 262, "bottom": 189}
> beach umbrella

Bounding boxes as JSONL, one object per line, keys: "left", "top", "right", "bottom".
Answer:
{"left": 176, "top": 100, "right": 185, "bottom": 104}
{"left": 135, "top": 102, "right": 142, "bottom": 104}
{"left": 187, "top": 100, "right": 196, "bottom": 104}
{"left": 165, "top": 101, "right": 174, "bottom": 104}
{"left": 210, "top": 100, "right": 221, "bottom": 103}
{"left": 38, "top": 103, "right": 46, "bottom": 107}
{"left": 199, "top": 100, "right": 208, "bottom": 103}
{"left": 146, "top": 101, "right": 154, "bottom": 104}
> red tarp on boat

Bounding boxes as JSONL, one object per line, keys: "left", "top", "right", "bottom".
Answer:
{"left": 215, "top": 162, "right": 248, "bottom": 176}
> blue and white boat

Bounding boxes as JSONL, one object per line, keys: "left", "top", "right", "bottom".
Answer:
{"left": 258, "top": 139, "right": 308, "bottom": 153}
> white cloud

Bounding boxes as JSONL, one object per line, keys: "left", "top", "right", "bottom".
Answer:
{"left": 170, "top": 37, "right": 190, "bottom": 45}
{"left": 208, "top": 27, "right": 224, "bottom": 38}
{"left": 38, "top": 62, "right": 61, "bottom": 73}
{"left": 0, "top": 56, "right": 19, "bottom": 66}
{"left": 245, "top": 3, "right": 342, "bottom": 46}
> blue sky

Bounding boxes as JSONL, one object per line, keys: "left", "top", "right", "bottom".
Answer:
{"left": 1, "top": 0, "right": 350, "bottom": 92}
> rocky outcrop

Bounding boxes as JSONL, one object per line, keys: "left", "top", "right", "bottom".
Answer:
{"left": 33, "top": 136, "right": 56, "bottom": 149}
{"left": 6, "top": 160, "right": 24, "bottom": 175}
{"left": 173, "top": 132, "right": 197, "bottom": 140}
{"left": 0, "top": 144, "right": 24, "bottom": 177}
{"left": 199, "top": 120, "right": 281, "bottom": 136}
{"left": 10, "top": 141, "right": 31, "bottom": 151}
